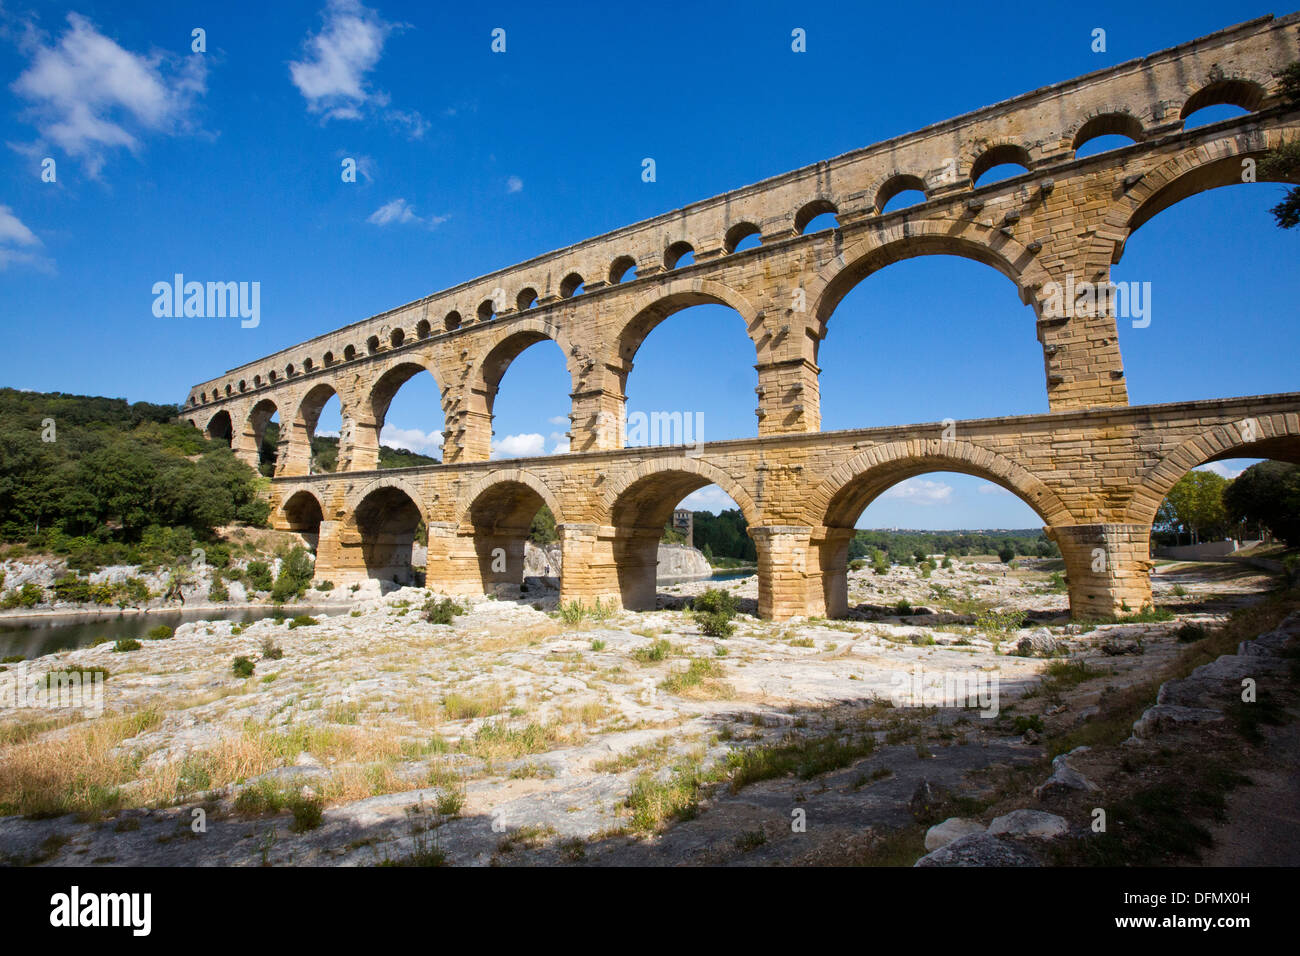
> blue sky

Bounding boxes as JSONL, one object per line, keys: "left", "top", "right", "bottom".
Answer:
{"left": 1, "top": 0, "right": 1295, "bottom": 528}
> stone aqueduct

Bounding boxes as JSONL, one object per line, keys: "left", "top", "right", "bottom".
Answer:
{"left": 185, "top": 15, "right": 1300, "bottom": 621}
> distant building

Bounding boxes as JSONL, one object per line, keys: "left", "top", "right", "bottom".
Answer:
{"left": 672, "top": 508, "right": 693, "bottom": 548}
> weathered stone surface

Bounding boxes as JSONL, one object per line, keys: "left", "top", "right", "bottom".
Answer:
{"left": 988, "top": 809, "right": 1069, "bottom": 840}
{"left": 925, "top": 817, "right": 986, "bottom": 851}
{"left": 914, "top": 833, "right": 1039, "bottom": 867}
{"left": 1132, "top": 704, "right": 1226, "bottom": 739}
{"left": 1034, "top": 750, "right": 1098, "bottom": 799}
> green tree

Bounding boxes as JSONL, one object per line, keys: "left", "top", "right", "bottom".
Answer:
{"left": 529, "top": 505, "right": 558, "bottom": 545}
{"left": 1259, "top": 63, "right": 1300, "bottom": 229}
{"left": 1159, "top": 471, "right": 1230, "bottom": 544}
{"left": 1223, "top": 461, "right": 1300, "bottom": 546}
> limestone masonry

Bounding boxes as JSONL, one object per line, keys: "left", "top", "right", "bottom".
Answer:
{"left": 184, "top": 15, "right": 1300, "bottom": 620}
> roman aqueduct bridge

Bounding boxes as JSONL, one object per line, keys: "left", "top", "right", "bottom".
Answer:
{"left": 185, "top": 15, "right": 1300, "bottom": 620}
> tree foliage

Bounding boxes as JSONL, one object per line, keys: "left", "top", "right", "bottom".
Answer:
{"left": 1223, "top": 461, "right": 1300, "bottom": 546}
{"left": 1156, "top": 471, "right": 1230, "bottom": 544}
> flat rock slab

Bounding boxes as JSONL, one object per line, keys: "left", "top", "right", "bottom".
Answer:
{"left": 915, "top": 833, "right": 1039, "bottom": 867}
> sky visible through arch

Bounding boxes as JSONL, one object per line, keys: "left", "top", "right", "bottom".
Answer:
{"left": 1, "top": 0, "right": 1294, "bottom": 528}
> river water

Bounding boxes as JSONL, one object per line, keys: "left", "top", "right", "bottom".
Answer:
{"left": 0, "top": 605, "right": 341, "bottom": 660}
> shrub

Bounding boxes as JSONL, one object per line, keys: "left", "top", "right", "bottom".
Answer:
{"left": 271, "top": 547, "right": 314, "bottom": 603}
{"left": 998, "top": 546, "right": 1016, "bottom": 564}
{"left": 244, "top": 561, "right": 273, "bottom": 593}
{"left": 633, "top": 638, "right": 673, "bottom": 663}
{"left": 975, "top": 607, "right": 1027, "bottom": 635}
{"left": 315, "top": 580, "right": 335, "bottom": 592}
{"left": 849, "top": 559, "right": 867, "bottom": 571}
{"left": 288, "top": 793, "right": 324, "bottom": 832}
{"left": 232, "top": 656, "right": 255, "bottom": 678}
{"left": 261, "top": 638, "right": 284, "bottom": 660}
{"left": 112, "top": 639, "right": 142, "bottom": 652}
{"left": 145, "top": 625, "right": 173, "bottom": 641}
{"left": 287, "top": 615, "right": 317, "bottom": 629}
{"left": 208, "top": 575, "right": 229, "bottom": 602}
{"left": 692, "top": 588, "right": 737, "bottom": 617}
{"left": 696, "top": 612, "right": 735, "bottom": 638}
{"left": 0, "top": 582, "right": 44, "bottom": 609}
{"left": 423, "top": 597, "right": 466, "bottom": 625}
{"left": 557, "top": 600, "right": 588, "bottom": 625}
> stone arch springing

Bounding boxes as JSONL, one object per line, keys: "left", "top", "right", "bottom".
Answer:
{"left": 603, "top": 458, "right": 757, "bottom": 610}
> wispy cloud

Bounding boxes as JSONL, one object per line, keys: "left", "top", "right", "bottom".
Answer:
{"left": 379, "top": 424, "right": 443, "bottom": 455}
{"left": 679, "top": 484, "right": 739, "bottom": 514}
{"left": 882, "top": 478, "right": 953, "bottom": 505}
{"left": 506, "top": 175, "right": 523, "bottom": 194}
{"left": 10, "top": 12, "right": 207, "bottom": 177}
{"left": 367, "top": 198, "right": 447, "bottom": 228}
{"left": 290, "top": 0, "right": 426, "bottom": 137}
{"left": 0, "top": 205, "right": 52, "bottom": 272}
{"left": 491, "top": 433, "right": 546, "bottom": 459}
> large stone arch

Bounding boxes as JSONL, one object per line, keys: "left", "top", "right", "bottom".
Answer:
{"left": 1087, "top": 122, "right": 1300, "bottom": 271}
{"left": 343, "top": 474, "right": 429, "bottom": 522}
{"left": 613, "top": 277, "right": 761, "bottom": 374}
{"left": 600, "top": 456, "right": 758, "bottom": 529}
{"left": 345, "top": 355, "right": 444, "bottom": 471}
{"left": 807, "top": 218, "right": 1053, "bottom": 340}
{"left": 600, "top": 456, "right": 758, "bottom": 611}
{"left": 454, "top": 468, "right": 567, "bottom": 529}
{"left": 203, "top": 408, "right": 234, "bottom": 445}
{"left": 470, "top": 315, "right": 580, "bottom": 396}
{"left": 280, "top": 382, "right": 346, "bottom": 477}
{"left": 803, "top": 438, "right": 1074, "bottom": 531}
{"left": 1124, "top": 412, "right": 1300, "bottom": 529}
{"left": 338, "top": 477, "right": 428, "bottom": 586}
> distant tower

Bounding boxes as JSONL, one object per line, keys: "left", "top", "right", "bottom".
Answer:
{"left": 672, "top": 508, "right": 693, "bottom": 548}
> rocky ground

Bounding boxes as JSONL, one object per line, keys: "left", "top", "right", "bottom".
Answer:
{"left": 0, "top": 556, "right": 1293, "bottom": 867}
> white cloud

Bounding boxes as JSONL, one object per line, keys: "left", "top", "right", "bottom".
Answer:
{"left": 506, "top": 175, "right": 523, "bottom": 194}
{"left": 548, "top": 431, "right": 570, "bottom": 454}
{"left": 0, "top": 205, "right": 52, "bottom": 272}
{"left": 547, "top": 415, "right": 569, "bottom": 426}
{"left": 491, "top": 433, "right": 546, "bottom": 459}
{"left": 881, "top": 478, "right": 953, "bottom": 505}
{"left": 1196, "top": 461, "right": 1245, "bottom": 480}
{"left": 290, "top": 0, "right": 425, "bottom": 137}
{"left": 678, "top": 484, "right": 739, "bottom": 514}
{"left": 11, "top": 13, "right": 207, "bottom": 177}
{"left": 367, "top": 198, "right": 448, "bottom": 228}
{"left": 379, "top": 424, "right": 442, "bottom": 455}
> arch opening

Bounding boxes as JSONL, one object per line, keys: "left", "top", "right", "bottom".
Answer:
{"left": 1180, "top": 78, "right": 1264, "bottom": 128}
{"left": 1072, "top": 113, "right": 1143, "bottom": 158}
{"left": 516, "top": 287, "right": 539, "bottom": 311}
{"left": 610, "top": 473, "right": 749, "bottom": 611}
{"left": 369, "top": 362, "right": 445, "bottom": 468}
{"left": 445, "top": 311, "right": 462, "bottom": 332}
{"left": 618, "top": 294, "right": 757, "bottom": 444}
{"left": 795, "top": 199, "right": 839, "bottom": 235}
{"left": 352, "top": 485, "right": 424, "bottom": 586}
{"left": 970, "top": 144, "right": 1032, "bottom": 187}
{"left": 876, "top": 174, "right": 927, "bottom": 213}
{"left": 291, "top": 384, "right": 343, "bottom": 475}
{"left": 247, "top": 399, "right": 280, "bottom": 476}
{"left": 609, "top": 256, "right": 638, "bottom": 284}
{"left": 459, "top": 480, "right": 555, "bottom": 598}
{"left": 282, "top": 490, "right": 324, "bottom": 553}
{"left": 206, "top": 410, "right": 233, "bottom": 446}
{"left": 724, "top": 222, "right": 761, "bottom": 254}
{"left": 480, "top": 333, "right": 572, "bottom": 459}
{"left": 664, "top": 241, "right": 695, "bottom": 270}
{"left": 560, "top": 273, "right": 585, "bottom": 298}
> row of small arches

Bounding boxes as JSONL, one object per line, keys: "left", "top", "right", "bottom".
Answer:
{"left": 191, "top": 79, "right": 1265, "bottom": 406}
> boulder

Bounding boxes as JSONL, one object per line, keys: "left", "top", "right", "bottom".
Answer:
{"left": 914, "top": 833, "right": 1038, "bottom": 867}
{"left": 1132, "top": 704, "right": 1224, "bottom": 739}
{"left": 988, "top": 809, "right": 1068, "bottom": 840}
{"left": 924, "top": 817, "right": 985, "bottom": 851}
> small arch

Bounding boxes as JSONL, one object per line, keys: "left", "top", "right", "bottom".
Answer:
{"left": 225, "top": 384, "right": 233, "bottom": 396}
{"left": 238, "top": 379, "right": 247, "bottom": 392}
{"left": 253, "top": 375, "right": 263, "bottom": 387}
{"left": 1072, "top": 112, "right": 1144, "bottom": 156}
{"left": 664, "top": 241, "right": 694, "bottom": 270}
{"left": 390, "top": 328, "right": 405, "bottom": 348}
{"left": 724, "top": 222, "right": 762, "bottom": 254}
{"left": 367, "top": 335, "right": 381, "bottom": 354}
{"left": 876, "top": 174, "right": 927, "bottom": 214}
{"left": 1180, "top": 78, "right": 1265, "bottom": 124}
{"left": 794, "top": 199, "right": 839, "bottom": 235}
{"left": 200, "top": 391, "right": 208, "bottom": 403}
{"left": 477, "top": 298, "right": 497, "bottom": 323}
{"left": 516, "top": 287, "right": 539, "bottom": 312}
{"left": 970, "top": 144, "right": 1032, "bottom": 187}
{"left": 206, "top": 409, "right": 233, "bottom": 445}
{"left": 268, "top": 370, "right": 278, "bottom": 384}
{"left": 323, "top": 351, "right": 335, "bottom": 366}
{"left": 609, "top": 256, "right": 637, "bottom": 284}
{"left": 285, "top": 364, "right": 295, "bottom": 378}
{"left": 560, "top": 272, "right": 585, "bottom": 298}
{"left": 343, "top": 344, "right": 357, "bottom": 361}
{"left": 445, "top": 310, "right": 462, "bottom": 332}
{"left": 416, "top": 318, "right": 431, "bottom": 339}
{"left": 282, "top": 489, "right": 325, "bottom": 552}
{"left": 302, "top": 358, "right": 314, "bottom": 373}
